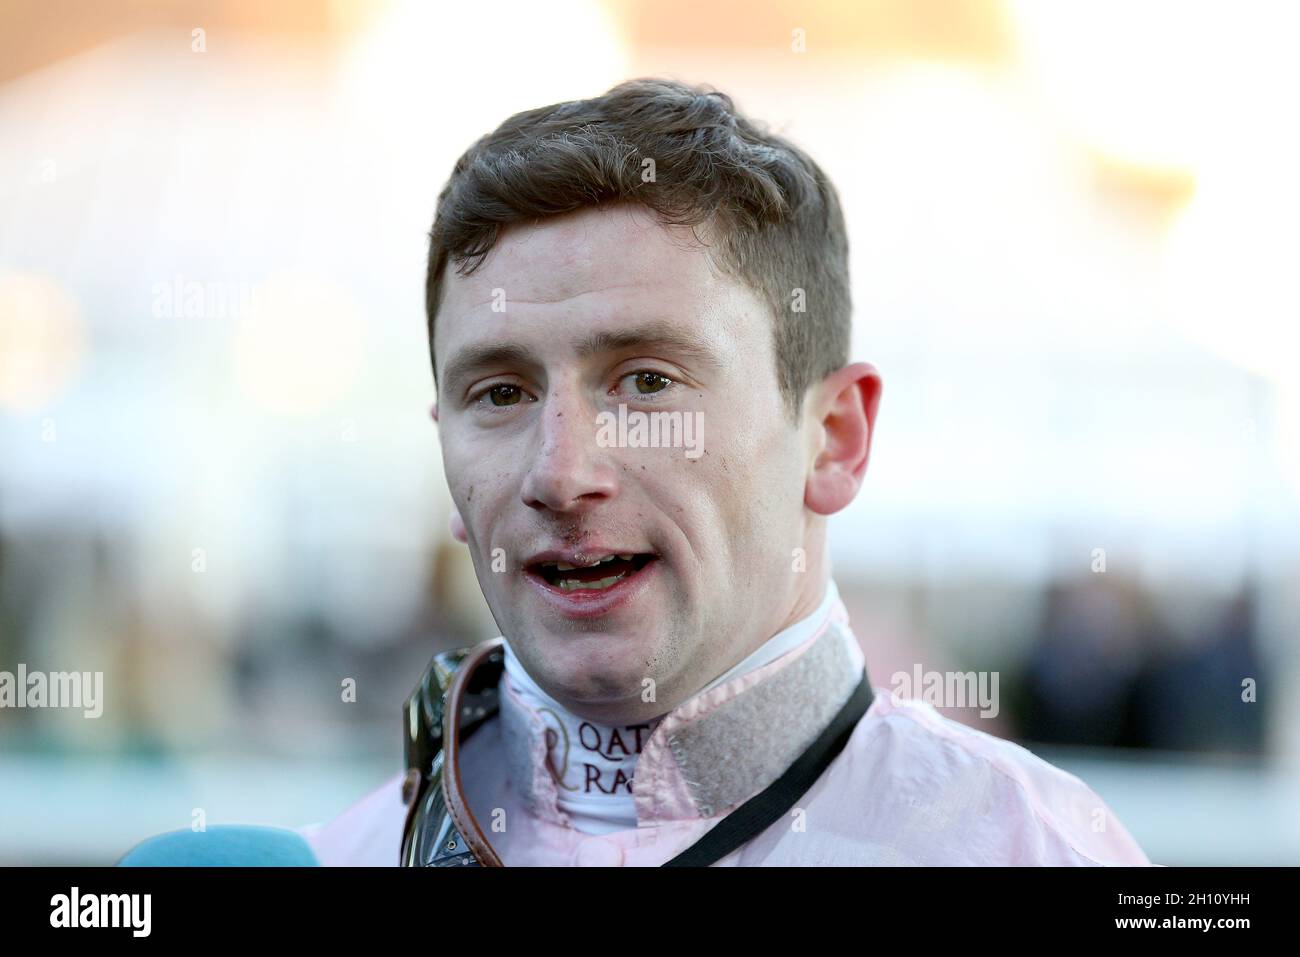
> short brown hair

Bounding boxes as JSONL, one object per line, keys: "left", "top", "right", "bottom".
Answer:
{"left": 425, "top": 77, "right": 851, "bottom": 419}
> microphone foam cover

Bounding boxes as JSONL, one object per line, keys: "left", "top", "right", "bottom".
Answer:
{"left": 118, "top": 825, "right": 321, "bottom": 867}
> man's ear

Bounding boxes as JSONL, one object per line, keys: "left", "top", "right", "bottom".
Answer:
{"left": 430, "top": 400, "right": 439, "bottom": 423}
{"left": 804, "top": 362, "right": 882, "bottom": 516}
{"left": 449, "top": 508, "right": 468, "bottom": 543}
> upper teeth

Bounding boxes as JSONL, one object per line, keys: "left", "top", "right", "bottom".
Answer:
{"left": 551, "top": 554, "right": 632, "bottom": 571}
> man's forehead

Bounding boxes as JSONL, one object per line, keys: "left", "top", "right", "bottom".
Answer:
{"left": 441, "top": 204, "right": 720, "bottom": 309}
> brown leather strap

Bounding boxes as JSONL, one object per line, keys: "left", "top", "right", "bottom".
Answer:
{"left": 441, "top": 637, "right": 506, "bottom": 867}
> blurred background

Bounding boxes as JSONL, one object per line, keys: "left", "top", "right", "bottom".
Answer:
{"left": 2, "top": 0, "right": 1298, "bottom": 865}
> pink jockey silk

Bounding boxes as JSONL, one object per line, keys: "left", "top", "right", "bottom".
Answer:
{"left": 299, "top": 590, "right": 1154, "bottom": 867}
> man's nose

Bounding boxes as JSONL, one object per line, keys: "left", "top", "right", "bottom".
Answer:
{"left": 520, "top": 389, "right": 618, "bottom": 514}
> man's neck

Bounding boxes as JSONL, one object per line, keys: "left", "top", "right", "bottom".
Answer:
{"left": 698, "top": 577, "right": 833, "bottom": 696}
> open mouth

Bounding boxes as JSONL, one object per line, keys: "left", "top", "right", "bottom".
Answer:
{"left": 526, "top": 553, "right": 658, "bottom": 592}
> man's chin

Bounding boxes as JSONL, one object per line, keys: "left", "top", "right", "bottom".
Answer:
{"left": 516, "top": 629, "right": 671, "bottom": 708}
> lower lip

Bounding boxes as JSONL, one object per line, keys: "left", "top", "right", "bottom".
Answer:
{"left": 523, "top": 559, "right": 660, "bottom": 620}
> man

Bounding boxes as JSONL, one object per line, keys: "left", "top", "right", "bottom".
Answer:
{"left": 301, "top": 78, "right": 1151, "bottom": 866}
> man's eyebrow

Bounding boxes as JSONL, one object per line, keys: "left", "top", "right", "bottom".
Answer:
{"left": 574, "top": 322, "right": 723, "bottom": 368}
{"left": 441, "top": 343, "right": 537, "bottom": 393}
{"left": 443, "top": 322, "right": 724, "bottom": 390}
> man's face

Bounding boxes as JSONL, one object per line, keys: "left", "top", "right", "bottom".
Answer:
{"left": 433, "top": 203, "right": 822, "bottom": 723}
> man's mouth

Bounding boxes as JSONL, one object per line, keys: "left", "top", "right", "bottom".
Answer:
{"left": 526, "top": 553, "right": 658, "bottom": 592}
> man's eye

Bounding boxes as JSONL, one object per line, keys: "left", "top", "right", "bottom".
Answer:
{"left": 622, "top": 372, "right": 673, "bottom": 395}
{"left": 483, "top": 384, "right": 523, "bottom": 407}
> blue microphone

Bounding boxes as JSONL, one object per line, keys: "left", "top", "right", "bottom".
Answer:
{"left": 117, "top": 825, "right": 320, "bottom": 866}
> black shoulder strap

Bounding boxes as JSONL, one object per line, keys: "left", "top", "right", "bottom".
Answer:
{"left": 662, "top": 670, "right": 874, "bottom": 867}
